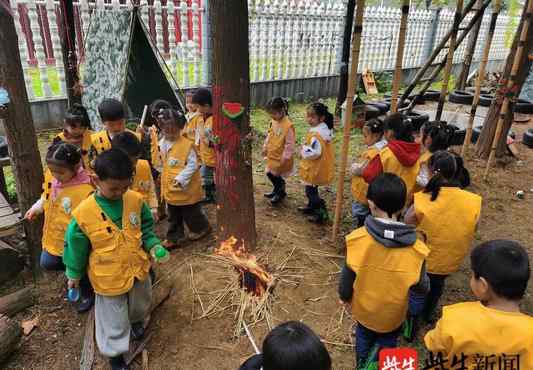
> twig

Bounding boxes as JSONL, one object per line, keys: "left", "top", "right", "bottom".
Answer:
{"left": 321, "top": 339, "right": 354, "bottom": 348}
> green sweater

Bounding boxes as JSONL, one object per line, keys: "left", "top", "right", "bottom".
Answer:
{"left": 63, "top": 193, "right": 160, "bottom": 280}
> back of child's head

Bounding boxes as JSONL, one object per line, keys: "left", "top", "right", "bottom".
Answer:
{"left": 111, "top": 131, "right": 143, "bottom": 159}
{"left": 384, "top": 113, "right": 413, "bottom": 142}
{"left": 451, "top": 151, "right": 470, "bottom": 188}
{"left": 65, "top": 103, "right": 91, "bottom": 129}
{"left": 263, "top": 321, "right": 331, "bottom": 370}
{"left": 266, "top": 97, "right": 289, "bottom": 116}
{"left": 159, "top": 108, "right": 187, "bottom": 130}
{"left": 425, "top": 150, "right": 458, "bottom": 201}
{"left": 192, "top": 88, "right": 212, "bottom": 107}
{"left": 46, "top": 141, "right": 82, "bottom": 170}
{"left": 421, "top": 121, "right": 453, "bottom": 152}
{"left": 98, "top": 98, "right": 125, "bottom": 122}
{"left": 364, "top": 118, "right": 385, "bottom": 136}
{"left": 149, "top": 99, "right": 172, "bottom": 127}
{"left": 94, "top": 148, "right": 133, "bottom": 181}
{"left": 367, "top": 173, "right": 406, "bottom": 217}
{"left": 308, "top": 102, "right": 334, "bottom": 130}
{"left": 471, "top": 240, "right": 530, "bottom": 301}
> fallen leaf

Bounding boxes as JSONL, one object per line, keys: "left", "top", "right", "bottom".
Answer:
{"left": 21, "top": 317, "right": 39, "bottom": 335}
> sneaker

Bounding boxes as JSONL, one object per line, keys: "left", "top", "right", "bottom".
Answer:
{"left": 308, "top": 207, "right": 329, "bottom": 224}
{"left": 297, "top": 206, "right": 315, "bottom": 215}
{"left": 131, "top": 321, "right": 145, "bottom": 341}
{"left": 75, "top": 292, "right": 95, "bottom": 313}
{"left": 109, "top": 355, "right": 129, "bottom": 370}
{"left": 189, "top": 226, "right": 212, "bottom": 241}
{"left": 264, "top": 191, "right": 276, "bottom": 198}
{"left": 270, "top": 192, "right": 286, "bottom": 205}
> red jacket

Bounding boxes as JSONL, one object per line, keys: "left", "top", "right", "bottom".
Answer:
{"left": 363, "top": 140, "right": 421, "bottom": 184}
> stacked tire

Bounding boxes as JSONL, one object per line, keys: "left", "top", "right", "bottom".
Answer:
{"left": 523, "top": 129, "right": 533, "bottom": 148}
{"left": 448, "top": 90, "right": 474, "bottom": 105}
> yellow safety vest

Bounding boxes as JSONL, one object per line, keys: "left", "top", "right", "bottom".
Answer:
{"left": 183, "top": 113, "right": 201, "bottom": 145}
{"left": 379, "top": 147, "right": 420, "bottom": 202}
{"left": 199, "top": 115, "right": 216, "bottom": 167}
{"left": 414, "top": 187, "right": 481, "bottom": 275}
{"left": 72, "top": 191, "right": 151, "bottom": 296}
{"left": 346, "top": 227, "right": 429, "bottom": 333}
{"left": 161, "top": 137, "right": 204, "bottom": 206}
{"left": 351, "top": 147, "right": 380, "bottom": 205}
{"left": 57, "top": 130, "right": 94, "bottom": 170}
{"left": 90, "top": 129, "right": 141, "bottom": 155}
{"left": 266, "top": 116, "right": 295, "bottom": 174}
{"left": 299, "top": 132, "right": 335, "bottom": 186}
{"left": 132, "top": 159, "right": 157, "bottom": 209}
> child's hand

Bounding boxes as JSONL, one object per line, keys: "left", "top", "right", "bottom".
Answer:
{"left": 67, "top": 279, "right": 80, "bottom": 289}
{"left": 151, "top": 209, "right": 159, "bottom": 223}
{"left": 24, "top": 209, "right": 37, "bottom": 221}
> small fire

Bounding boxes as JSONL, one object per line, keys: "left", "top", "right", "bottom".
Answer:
{"left": 215, "top": 237, "right": 273, "bottom": 297}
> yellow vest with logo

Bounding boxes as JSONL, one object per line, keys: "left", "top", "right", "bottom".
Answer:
{"left": 161, "top": 137, "right": 204, "bottom": 206}
{"left": 299, "top": 132, "right": 335, "bottom": 186}
{"left": 183, "top": 113, "right": 201, "bottom": 144}
{"left": 351, "top": 147, "right": 380, "bottom": 205}
{"left": 132, "top": 159, "right": 157, "bottom": 209}
{"left": 91, "top": 129, "right": 141, "bottom": 155}
{"left": 57, "top": 130, "right": 94, "bottom": 170}
{"left": 379, "top": 147, "right": 420, "bottom": 201}
{"left": 346, "top": 227, "right": 430, "bottom": 333}
{"left": 414, "top": 187, "right": 481, "bottom": 275}
{"left": 199, "top": 116, "right": 216, "bottom": 167}
{"left": 72, "top": 191, "right": 151, "bottom": 296}
{"left": 266, "top": 116, "right": 295, "bottom": 174}
{"left": 413, "top": 150, "right": 432, "bottom": 194}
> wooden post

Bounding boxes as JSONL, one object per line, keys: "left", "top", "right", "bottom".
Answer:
{"left": 335, "top": 0, "right": 356, "bottom": 116}
{"left": 209, "top": 0, "right": 257, "bottom": 249}
{"left": 457, "top": 0, "right": 484, "bottom": 90}
{"left": 0, "top": 5, "right": 45, "bottom": 278}
{"left": 484, "top": 0, "right": 533, "bottom": 179}
{"left": 390, "top": 0, "right": 410, "bottom": 113}
{"left": 332, "top": 0, "right": 366, "bottom": 241}
{"left": 435, "top": 0, "right": 464, "bottom": 121}
{"left": 59, "top": 0, "right": 82, "bottom": 105}
{"left": 462, "top": 0, "right": 501, "bottom": 156}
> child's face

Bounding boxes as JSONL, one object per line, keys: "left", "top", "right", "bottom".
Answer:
{"left": 104, "top": 119, "right": 126, "bottom": 138}
{"left": 362, "top": 126, "right": 381, "bottom": 146}
{"left": 305, "top": 109, "right": 321, "bottom": 127}
{"left": 48, "top": 162, "right": 77, "bottom": 184}
{"left": 94, "top": 177, "right": 132, "bottom": 200}
{"left": 268, "top": 110, "right": 285, "bottom": 122}
{"left": 64, "top": 121, "right": 86, "bottom": 140}
{"left": 161, "top": 120, "right": 181, "bottom": 141}
{"left": 197, "top": 104, "right": 211, "bottom": 114}
{"left": 186, "top": 97, "right": 198, "bottom": 113}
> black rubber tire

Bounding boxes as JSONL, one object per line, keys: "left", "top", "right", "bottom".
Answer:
{"left": 449, "top": 124, "right": 466, "bottom": 146}
{"left": 406, "top": 111, "right": 430, "bottom": 131}
{"left": 523, "top": 128, "right": 533, "bottom": 148}
{"left": 466, "top": 87, "right": 490, "bottom": 95}
{"left": 367, "top": 102, "right": 389, "bottom": 114}
{"left": 471, "top": 126, "right": 482, "bottom": 143}
{"left": 423, "top": 89, "right": 441, "bottom": 101}
{"left": 364, "top": 104, "right": 381, "bottom": 120}
{"left": 378, "top": 100, "right": 391, "bottom": 110}
{"left": 514, "top": 99, "right": 533, "bottom": 114}
{"left": 0, "top": 136, "right": 7, "bottom": 158}
{"left": 478, "top": 94, "right": 494, "bottom": 107}
{"left": 383, "top": 98, "right": 411, "bottom": 109}
{"left": 408, "top": 94, "right": 425, "bottom": 105}
{"left": 448, "top": 90, "right": 474, "bottom": 105}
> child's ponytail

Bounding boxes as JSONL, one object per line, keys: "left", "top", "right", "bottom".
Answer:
{"left": 384, "top": 113, "right": 413, "bottom": 142}
{"left": 364, "top": 118, "right": 385, "bottom": 136}
{"left": 309, "top": 102, "right": 334, "bottom": 130}
{"left": 46, "top": 141, "right": 82, "bottom": 171}
{"left": 451, "top": 152, "right": 471, "bottom": 188}
{"left": 424, "top": 150, "right": 457, "bottom": 201}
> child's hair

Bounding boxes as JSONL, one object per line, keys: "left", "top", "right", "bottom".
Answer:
{"left": 263, "top": 321, "right": 331, "bottom": 370}
{"left": 424, "top": 150, "right": 458, "bottom": 201}
{"left": 471, "top": 240, "right": 530, "bottom": 300}
{"left": 192, "top": 88, "right": 213, "bottom": 107}
{"left": 65, "top": 103, "right": 91, "bottom": 129}
{"left": 149, "top": 99, "right": 172, "bottom": 127}
{"left": 308, "top": 102, "right": 334, "bottom": 130}
{"left": 93, "top": 148, "right": 134, "bottom": 181}
{"left": 98, "top": 98, "right": 125, "bottom": 122}
{"left": 364, "top": 118, "right": 385, "bottom": 136}
{"left": 384, "top": 113, "right": 413, "bottom": 142}
{"left": 451, "top": 151, "right": 471, "bottom": 188}
{"left": 266, "top": 97, "right": 289, "bottom": 116}
{"left": 46, "top": 141, "right": 82, "bottom": 170}
{"left": 421, "top": 121, "right": 453, "bottom": 152}
{"left": 111, "top": 131, "right": 143, "bottom": 159}
{"left": 159, "top": 108, "right": 187, "bottom": 130}
{"left": 367, "top": 173, "right": 406, "bottom": 218}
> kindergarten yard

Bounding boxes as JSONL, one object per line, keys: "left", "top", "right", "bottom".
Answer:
{"left": 2, "top": 99, "right": 533, "bottom": 370}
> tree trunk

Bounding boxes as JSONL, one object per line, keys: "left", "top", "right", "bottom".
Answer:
{"left": 476, "top": 3, "right": 533, "bottom": 158}
{"left": 457, "top": 0, "right": 484, "bottom": 90}
{"left": 335, "top": 0, "right": 356, "bottom": 116}
{"left": 0, "top": 6, "right": 44, "bottom": 278}
{"left": 0, "top": 287, "right": 35, "bottom": 317}
{"left": 209, "top": 0, "right": 256, "bottom": 250}
{"left": 59, "top": 0, "right": 82, "bottom": 105}
{"left": 0, "top": 240, "right": 24, "bottom": 284}
{"left": 0, "top": 315, "right": 22, "bottom": 364}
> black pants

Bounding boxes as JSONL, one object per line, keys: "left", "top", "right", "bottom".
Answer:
{"left": 424, "top": 273, "right": 448, "bottom": 318}
{"left": 167, "top": 203, "right": 209, "bottom": 241}
{"left": 267, "top": 172, "right": 286, "bottom": 195}
{"left": 305, "top": 185, "right": 324, "bottom": 208}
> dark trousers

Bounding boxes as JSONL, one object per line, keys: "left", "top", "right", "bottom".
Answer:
{"left": 305, "top": 185, "right": 324, "bottom": 208}
{"left": 267, "top": 172, "right": 286, "bottom": 195}
{"left": 40, "top": 250, "right": 93, "bottom": 298}
{"left": 354, "top": 323, "right": 402, "bottom": 364}
{"left": 167, "top": 203, "right": 209, "bottom": 241}
{"left": 424, "top": 273, "right": 448, "bottom": 318}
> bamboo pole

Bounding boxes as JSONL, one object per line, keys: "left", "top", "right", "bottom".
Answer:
{"left": 435, "top": 0, "right": 464, "bottom": 121}
{"left": 484, "top": 0, "right": 533, "bottom": 179}
{"left": 462, "top": 0, "right": 501, "bottom": 156}
{"left": 390, "top": 0, "right": 410, "bottom": 113}
{"left": 332, "top": 0, "right": 366, "bottom": 241}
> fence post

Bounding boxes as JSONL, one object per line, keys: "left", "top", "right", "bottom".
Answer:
{"left": 28, "top": 0, "right": 52, "bottom": 98}
{"left": 12, "top": 0, "right": 35, "bottom": 100}
{"left": 422, "top": 7, "right": 441, "bottom": 63}
{"left": 46, "top": 0, "right": 65, "bottom": 96}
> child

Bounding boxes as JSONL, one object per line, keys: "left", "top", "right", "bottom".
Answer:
{"left": 350, "top": 118, "right": 387, "bottom": 227}
{"left": 192, "top": 88, "right": 216, "bottom": 203}
{"left": 262, "top": 97, "right": 295, "bottom": 205}
{"left": 25, "top": 142, "right": 95, "bottom": 312}
{"left": 112, "top": 132, "right": 159, "bottom": 221}
{"left": 362, "top": 113, "right": 420, "bottom": 202}
{"left": 425, "top": 240, "right": 533, "bottom": 367}
{"left": 298, "top": 102, "right": 335, "bottom": 224}
{"left": 404, "top": 151, "right": 481, "bottom": 321}
{"left": 63, "top": 148, "right": 165, "bottom": 370}
{"left": 183, "top": 90, "right": 202, "bottom": 144}
{"left": 338, "top": 174, "right": 429, "bottom": 368}
{"left": 239, "top": 321, "right": 332, "bottom": 370}
{"left": 54, "top": 104, "right": 93, "bottom": 169}
{"left": 156, "top": 109, "right": 211, "bottom": 249}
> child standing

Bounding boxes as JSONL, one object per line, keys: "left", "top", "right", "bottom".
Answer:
{"left": 425, "top": 240, "right": 533, "bottom": 367}
{"left": 338, "top": 174, "right": 430, "bottom": 368}
{"left": 156, "top": 109, "right": 211, "bottom": 249}
{"left": 350, "top": 119, "right": 387, "bottom": 227}
{"left": 298, "top": 102, "right": 335, "bottom": 224}
{"left": 63, "top": 149, "right": 166, "bottom": 370}
{"left": 55, "top": 104, "right": 93, "bottom": 170}
{"left": 183, "top": 91, "right": 202, "bottom": 144}
{"left": 262, "top": 97, "right": 295, "bottom": 205}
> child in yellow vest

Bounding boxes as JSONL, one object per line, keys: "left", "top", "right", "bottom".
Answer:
{"left": 338, "top": 174, "right": 430, "bottom": 368}
{"left": 184, "top": 91, "right": 202, "bottom": 145}
{"left": 404, "top": 151, "right": 481, "bottom": 322}
{"left": 112, "top": 132, "right": 159, "bottom": 222}
{"left": 54, "top": 104, "right": 93, "bottom": 170}
{"left": 192, "top": 88, "right": 217, "bottom": 203}
{"left": 156, "top": 109, "right": 211, "bottom": 249}
{"left": 63, "top": 148, "right": 166, "bottom": 370}
{"left": 25, "top": 142, "right": 95, "bottom": 312}
{"left": 298, "top": 102, "right": 335, "bottom": 224}
{"left": 262, "top": 97, "right": 295, "bottom": 205}
{"left": 350, "top": 118, "right": 386, "bottom": 227}
{"left": 425, "top": 240, "right": 533, "bottom": 368}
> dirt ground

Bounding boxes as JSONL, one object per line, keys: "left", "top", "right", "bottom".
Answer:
{"left": 2, "top": 103, "right": 533, "bottom": 370}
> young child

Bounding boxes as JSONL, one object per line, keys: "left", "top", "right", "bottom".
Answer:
{"left": 239, "top": 321, "right": 332, "bottom": 370}
{"left": 63, "top": 148, "right": 165, "bottom": 370}
{"left": 362, "top": 113, "right": 420, "bottom": 202}
{"left": 338, "top": 173, "right": 430, "bottom": 368}
{"left": 262, "top": 97, "right": 295, "bottom": 205}
{"left": 183, "top": 90, "right": 201, "bottom": 144}
{"left": 425, "top": 240, "right": 533, "bottom": 367}
{"left": 156, "top": 109, "right": 211, "bottom": 249}
{"left": 350, "top": 118, "right": 387, "bottom": 227}
{"left": 112, "top": 132, "right": 159, "bottom": 221}
{"left": 192, "top": 88, "right": 216, "bottom": 203}
{"left": 25, "top": 142, "right": 95, "bottom": 312}
{"left": 404, "top": 151, "right": 481, "bottom": 321}
{"left": 54, "top": 104, "right": 93, "bottom": 170}
{"left": 298, "top": 102, "right": 335, "bottom": 224}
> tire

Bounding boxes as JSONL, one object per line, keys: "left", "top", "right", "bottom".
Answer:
{"left": 449, "top": 124, "right": 466, "bottom": 146}
{"left": 523, "top": 128, "right": 533, "bottom": 148}
{"left": 514, "top": 99, "right": 533, "bottom": 114}
{"left": 448, "top": 90, "right": 474, "bottom": 105}
{"left": 378, "top": 100, "right": 391, "bottom": 110}
{"left": 0, "top": 136, "right": 7, "bottom": 158}
{"left": 478, "top": 94, "right": 494, "bottom": 107}
{"left": 367, "top": 102, "right": 389, "bottom": 114}
{"left": 383, "top": 98, "right": 411, "bottom": 109}
{"left": 364, "top": 104, "right": 381, "bottom": 120}
{"left": 423, "top": 89, "right": 441, "bottom": 101}
{"left": 471, "top": 126, "right": 482, "bottom": 143}
{"left": 406, "top": 111, "right": 430, "bottom": 131}
{"left": 408, "top": 94, "right": 425, "bottom": 105}
{"left": 466, "top": 87, "right": 490, "bottom": 95}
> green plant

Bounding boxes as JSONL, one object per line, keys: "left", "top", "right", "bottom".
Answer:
{"left": 504, "top": 0, "right": 520, "bottom": 48}
{"left": 5, "top": 169, "right": 17, "bottom": 203}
